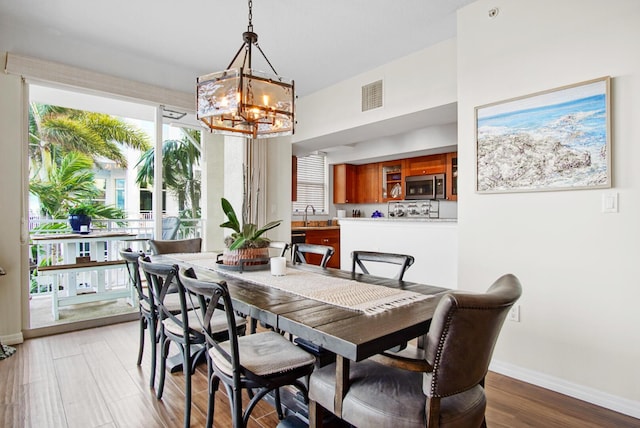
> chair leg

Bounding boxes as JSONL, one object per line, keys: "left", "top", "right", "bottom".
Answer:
{"left": 148, "top": 317, "right": 157, "bottom": 389}
{"left": 183, "top": 343, "right": 192, "bottom": 428}
{"left": 206, "top": 373, "right": 219, "bottom": 428}
{"left": 157, "top": 334, "right": 169, "bottom": 399}
{"left": 274, "top": 387, "right": 284, "bottom": 420}
{"left": 137, "top": 316, "right": 145, "bottom": 366}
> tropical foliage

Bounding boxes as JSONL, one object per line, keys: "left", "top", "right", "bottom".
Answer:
{"left": 28, "top": 103, "right": 147, "bottom": 220}
{"left": 135, "top": 129, "right": 202, "bottom": 218}
{"left": 220, "top": 197, "right": 281, "bottom": 250}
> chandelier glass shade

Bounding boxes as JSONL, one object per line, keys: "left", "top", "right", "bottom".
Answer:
{"left": 196, "top": 2, "right": 295, "bottom": 139}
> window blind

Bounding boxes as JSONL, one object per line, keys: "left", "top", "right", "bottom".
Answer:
{"left": 293, "top": 154, "right": 326, "bottom": 214}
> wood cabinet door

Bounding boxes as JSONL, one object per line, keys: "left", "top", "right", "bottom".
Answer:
{"left": 333, "top": 164, "right": 356, "bottom": 203}
{"left": 304, "top": 229, "right": 341, "bottom": 269}
{"left": 355, "top": 163, "right": 380, "bottom": 203}
{"left": 406, "top": 154, "right": 446, "bottom": 176}
{"left": 445, "top": 152, "right": 458, "bottom": 201}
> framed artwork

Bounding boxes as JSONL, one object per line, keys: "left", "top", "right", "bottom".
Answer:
{"left": 475, "top": 76, "right": 611, "bottom": 193}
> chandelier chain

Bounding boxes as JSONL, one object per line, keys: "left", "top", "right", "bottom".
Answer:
{"left": 248, "top": 0, "right": 253, "bottom": 31}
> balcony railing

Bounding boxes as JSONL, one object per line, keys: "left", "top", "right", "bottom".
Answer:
{"left": 29, "top": 217, "right": 205, "bottom": 297}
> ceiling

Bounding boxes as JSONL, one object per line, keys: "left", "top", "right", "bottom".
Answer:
{"left": 0, "top": 0, "right": 474, "bottom": 155}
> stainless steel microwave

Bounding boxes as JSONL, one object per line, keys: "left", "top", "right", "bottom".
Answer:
{"left": 405, "top": 174, "right": 446, "bottom": 199}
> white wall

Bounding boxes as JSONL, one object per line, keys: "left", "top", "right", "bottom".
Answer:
{"left": 457, "top": 0, "right": 640, "bottom": 416}
{"left": 0, "top": 65, "right": 26, "bottom": 344}
{"left": 295, "top": 38, "right": 457, "bottom": 144}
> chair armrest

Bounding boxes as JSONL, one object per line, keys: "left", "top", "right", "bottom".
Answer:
{"left": 369, "top": 346, "right": 433, "bottom": 372}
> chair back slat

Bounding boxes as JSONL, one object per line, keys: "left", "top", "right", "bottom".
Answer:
{"left": 351, "top": 250, "right": 415, "bottom": 280}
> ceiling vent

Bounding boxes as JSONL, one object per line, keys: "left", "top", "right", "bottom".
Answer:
{"left": 361, "top": 80, "right": 383, "bottom": 112}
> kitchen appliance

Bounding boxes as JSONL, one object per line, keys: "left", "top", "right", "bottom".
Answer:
{"left": 388, "top": 200, "right": 439, "bottom": 219}
{"left": 405, "top": 174, "right": 446, "bottom": 200}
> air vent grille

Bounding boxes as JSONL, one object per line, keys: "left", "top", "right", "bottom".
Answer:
{"left": 361, "top": 80, "right": 383, "bottom": 112}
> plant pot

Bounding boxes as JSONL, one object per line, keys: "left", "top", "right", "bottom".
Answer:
{"left": 222, "top": 247, "right": 269, "bottom": 266}
{"left": 69, "top": 214, "right": 91, "bottom": 233}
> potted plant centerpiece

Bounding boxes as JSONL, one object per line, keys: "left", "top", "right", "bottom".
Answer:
{"left": 220, "top": 197, "right": 281, "bottom": 266}
{"left": 68, "top": 202, "right": 95, "bottom": 233}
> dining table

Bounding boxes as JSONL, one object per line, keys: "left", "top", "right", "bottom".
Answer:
{"left": 152, "top": 251, "right": 449, "bottom": 427}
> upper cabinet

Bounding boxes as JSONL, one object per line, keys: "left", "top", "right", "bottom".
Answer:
{"left": 333, "top": 164, "right": 357, "bottom": 203}
{"left": 292, "top": 156, "right": 297, "bottom": 201}
{"left": 406, "top": 154, "right": 446, "bottom": 176}
{"left": 380, "top": 160, "right": 405, "bottom": 202}
{"left": 445, "top": 152, "right": 458, "bottom": 201}
{"left": 333, "top": 151, "right": 457, "bottom": 204}
{"left": 356, "top": 163, "right": 380, "bottom": 203}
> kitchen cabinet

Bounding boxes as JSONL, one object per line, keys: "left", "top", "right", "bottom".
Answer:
{"left": 292, "top": 156, "right": 297, "bottom": 201}
{"left": 446, "top": 152, "right": 458, "bottom": 201}
{"left": 333, "top": 164, "right": 356, "bottom": 203}
{"left": 380, "top": 160, "right": 405, "bottom": 201}
{"left": 304, "top": 228, "right": 341, "bottom": 269}
{"left": 406, "top": 154, "right": 446, "bottom": 176}
{"left": 355, "top": 163, "right": 380, "bottom": 203}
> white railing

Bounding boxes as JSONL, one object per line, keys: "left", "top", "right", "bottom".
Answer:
{"left": 29, "top": 216, "right": 205, "bottom": 297}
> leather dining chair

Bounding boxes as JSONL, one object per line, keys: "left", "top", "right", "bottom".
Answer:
{"left": 351, "top": 250, "right": 415, "bottom": 280}
{"left": 291, "top": 243, "right": 334, "bottom": 268}
{"left": 149, "top": 237, "right": 202, "bottom": 255}
{"left": 179, "top": 267, "right": 316, "bottom": 428}
{"left": 139, "top": 257, "right": 247, "bottom": 428}
{"left": 308, "top": 273, "right": 522, "bottom": 428}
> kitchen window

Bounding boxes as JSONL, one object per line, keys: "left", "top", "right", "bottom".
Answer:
{"left": 293, "top": 153, "right": 327, "bottom": 214}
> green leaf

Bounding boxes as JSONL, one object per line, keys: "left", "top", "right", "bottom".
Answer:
{"left": 220, "top": 198, "right": 241, "bottom": 233}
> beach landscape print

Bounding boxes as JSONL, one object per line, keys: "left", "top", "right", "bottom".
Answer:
{"left": 476, "top": 77, "right": 611, "bottom": 193}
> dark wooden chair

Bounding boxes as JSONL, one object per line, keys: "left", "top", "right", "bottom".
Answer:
{"left": 119, "top": 248, "right": 157, "bottom": 387}
{"left": 351, "top": 250, "right": 415, "bottom": 280}
{"left": 308, "top": 274, "right": 522, "bottom": 428}
{"left": 179, "top": 267, "right": 316, "bottom": 428}
{"left": 291, "top": 243, "right": 334, "bottom": 268}
{"left": 139, "top": 257, "right": 247, "bottom": 428}
{"left": 149, "top": 237, "right": 202, "bottom": 255}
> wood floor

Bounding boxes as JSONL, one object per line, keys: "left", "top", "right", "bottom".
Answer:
{"left": 0, "top": 320, "right": 638, "bottom": 428}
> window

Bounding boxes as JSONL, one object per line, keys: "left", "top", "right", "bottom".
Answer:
{"left": 93, "top": 178, "right": 106, "bottom": 204}
{"left": 115, "top": 179, "right": 125, "bottom": 210}
{"left": 292, "top": 154, "right": 327, "bottom": 214}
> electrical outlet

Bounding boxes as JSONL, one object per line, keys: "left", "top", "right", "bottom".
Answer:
{"left": 508, "top": 305, "right": 520, "bottom": 322}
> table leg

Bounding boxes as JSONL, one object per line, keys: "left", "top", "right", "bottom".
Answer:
{"left": 334, "top": 356, "right": 350, "bottom": 418}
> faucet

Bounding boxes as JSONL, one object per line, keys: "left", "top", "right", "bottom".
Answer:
{"left": 303, "top": 204, "right": 316, "bottom": 227}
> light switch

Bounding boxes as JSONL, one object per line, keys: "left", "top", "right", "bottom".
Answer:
{"left": 602, "top": 192, "right": 618, "bottom": 213}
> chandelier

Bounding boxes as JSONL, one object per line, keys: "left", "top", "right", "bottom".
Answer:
{"left": 196, "top": 0, "right": 295, "bottom": 139}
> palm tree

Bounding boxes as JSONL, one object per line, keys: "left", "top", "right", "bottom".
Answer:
{"left": 135, "top": 130, "right": 201, "bottom": 218}
{"left": 29, "top": 102, "right": 151, "bottom": 172}
{"left": 30, "top": 152, "right": 125, "bottom": 220}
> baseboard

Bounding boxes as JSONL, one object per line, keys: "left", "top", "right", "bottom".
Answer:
{"left": 0, "top": 332, "right": 24, "bottom": 346}
{"left": 490, "top": 359, "right": 640, "bottom": 420}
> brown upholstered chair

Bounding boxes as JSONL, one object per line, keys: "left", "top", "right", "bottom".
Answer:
{"left": 308, "top": 273, "right": 522, "bottom": 428}
{"left": 351, "top": 250, "right": 415, "bottom": 280}
{"left": 179, "top": 267, "right": 316, "bottom": 428}
{"left": 148, "top": 237, "right": 202, "bottom": 255}
{"left": 291, "top": 243, "right": 334, "bottom": 268}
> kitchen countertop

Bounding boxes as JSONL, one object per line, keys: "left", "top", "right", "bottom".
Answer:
{"left": 291, "top": 225, "right": 341, "bottom": 231}
{"left": 337, "top": 217, "right": 457, "bottom": 223}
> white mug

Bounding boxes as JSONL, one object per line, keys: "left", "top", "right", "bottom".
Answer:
{"left": 270, "top": 256, "right": 287, "bottom": 276}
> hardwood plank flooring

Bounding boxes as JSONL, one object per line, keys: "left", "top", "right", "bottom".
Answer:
{"left": 0, "top": 321, "right": 638, "bottom": 427}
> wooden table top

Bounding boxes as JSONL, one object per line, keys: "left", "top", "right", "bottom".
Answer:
{"left": 154, "top": 254, "right": 449, "bottom": 362}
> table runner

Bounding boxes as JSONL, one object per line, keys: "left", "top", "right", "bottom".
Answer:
{"left": 169, "top": 253, "right": 433, "bottom": 315}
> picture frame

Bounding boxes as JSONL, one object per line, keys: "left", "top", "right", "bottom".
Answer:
{"left": 475, "top": 76, "right": 611, "bottom": 193}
